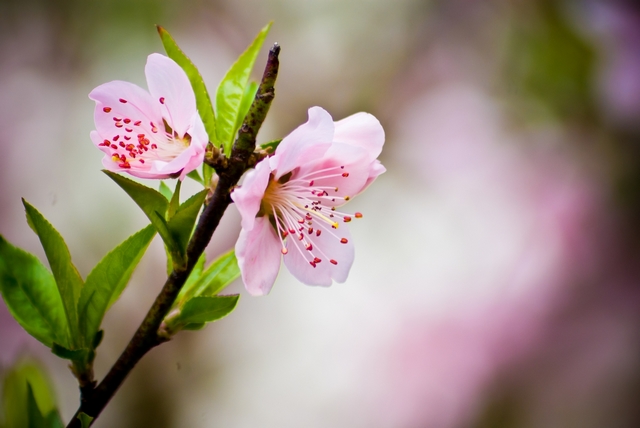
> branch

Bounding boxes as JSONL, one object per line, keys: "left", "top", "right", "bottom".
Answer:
{"left": 67, "top": 43, "right": 280, "bottom": 428}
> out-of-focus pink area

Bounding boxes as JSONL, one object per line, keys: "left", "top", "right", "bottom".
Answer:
{"left": 2, "top": 1, "right": 640, "bottom": 427}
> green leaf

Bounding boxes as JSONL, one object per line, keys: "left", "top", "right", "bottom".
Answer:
{"left": 184, "top": 252, "right": 206, "bottom": 292}
{"left": 215, "top": 22, "right": 272, "bottom": 155}
{"left": 158, "top": 181, "right": 172, "bottom": 201}
{"left": 176, "top": 295, "right": 239, "bottom": 326}
{"left": 259, "top": 138, "right": 282, "bottom": 154}
{"left": 77, "top": 413, "right": 93, "bottom": 428}
{"left": 203, "top": 164, "right": 214, "bottom": 190}
{"left": 2, "top": 360, "right": 61, "bottom": 428}
{"left": 22, "top": 200, "right": 82, "bottom": 347}
{"left": 77, "top": 225, "right": 156, "bottom": 347}
{"left": 233, "top": 81, "right": 259, "bottom": 135}
{"left": 177, "top": 250, "right": 239, "bottom": 305}
{"left": 168, "top": 180, "right": 182, "bottom": 219}
{"left": 157, "top": 26, "right": 216, "bottom": 143}
{"left": 0, "top": 236, "right": 69, "bottom": 348}
{"left": 166, "top": 189, "right": 207, "bottom": 256}
{"left": 104, "top": 170, "right": 169, "bottom": 221}
{"left": 186, "top": 169, "right": 204, "bottom": 185}
{"left": 50, "top": 344, "right": 90, "bottom": 362}
{"left": 104, "top": 171, "right": 181, "bottom": 263}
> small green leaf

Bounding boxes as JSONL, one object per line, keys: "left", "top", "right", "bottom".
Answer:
{"left": 0, "top": 236, "right": 69, "bottom": 348}
{"left": 151, "top": 211, "right": 185, "bottom": 268}
{"left": 168, "top": 180, "right": 182, "bottom": 219}
{"left": 184, "top": 253, "right": 206, "bottom": 292}
{"left": 177, "top": 250, "right": 239, "bottom": 305}
{"left": 215, "top": 22, "right": 272, "bottom": 155}
{"left": 259, "top": 138, "right": 282, "bottom": 153}
{"left": 176, "top": 295, "right": 239, "bottom": 325}
{"left": 22, "top": 200, "right": 82, "bottom": 348}
{"left": 186, "top": 169, "right": 204, "bottom": 185}
{"left": 203, "top": 164, "right": 214, "bottom": 189}
{"left": 104, "top": 171, "right": 169, "bottom": 221}
{"left": 77, "top": 225, "right": 156, "bottom": 347}
{"left": 77, "top": 413, "right": 93, "bottom": 428}
{"left": 157, "top": 26, "right": 216, "bottom": 143}
{"left": 50, "top": 343, "right": 90, "bottom": 362}
{"left": 182, "top": 322, "right": 206, "bottom": 331}
{"left": 2, "top": 360, "right": 61, "bottom": 428}
{"left": 167, "top": 189, "right": 207, "bottom": 255}
{"left": 233, "top": 81, "right": 259, "bottom": 134}
{"left": 158, "top": 181, "right": 172, "bottom": 201}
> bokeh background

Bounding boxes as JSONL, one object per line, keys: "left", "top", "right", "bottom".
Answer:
{"left": 2, "top": 0, "right": 640, "bottom": 426}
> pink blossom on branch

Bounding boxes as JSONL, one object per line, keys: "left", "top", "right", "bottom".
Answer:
{"left": 232, "top": 107, "right": 385, "bottom": 296}
{"left": 89, "top": 54, "right": 207, "bottom": 180}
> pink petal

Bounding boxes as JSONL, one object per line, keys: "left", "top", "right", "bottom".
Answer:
{"left": 283, "top": 221, "right": 354, "bottom": 286}
{"left": 145, "top": 53, "right": 197, "bottom": 137}
{"left": 231, "top": 159, "right": 272, "bottom": 231}
{"left": 89, "top": 80, "right": 166, "bottom": 149}
{"left": 333, "top": 112, "right": 385, "bottom": 161}
{"left": 363, "top": 159, "right": 386, "bottom": 190}
{"left": 270, "top": 107, "right": 335, "bottom": 177}
{"left": 236, "top": 217, "right": 282, "bottom": 296}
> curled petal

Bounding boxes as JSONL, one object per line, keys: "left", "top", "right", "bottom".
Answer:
{"left": 145, "top": 53, "right": 197, "bottom": 136}
{"left": 236, "top": 217, "right": 282, "bottom": 296}
{"left": 231, "top": 159, "right": 272, "bottom": 231}
{"left": 333, "top": 112, "right": 385, "bottom": 162}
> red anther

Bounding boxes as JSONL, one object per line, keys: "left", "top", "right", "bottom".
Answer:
{"left": 340, "top": 165, "right": 345, "bottom": 169}
{"left": 137, "top": 133, "right": 145, "bottom": 138}
{"left": 125, "top": 128, "right": 133, "bottom": 132}
{"left": 305, "top": 243, "right": 313, "bottom": 251}
{"left": 298, "top": 218, "right": 305, "bottom": 224}
{"left": 289, "top": 229, "right": 296, "bottom": 234}
{"left": 113, "top": 117, "right": 121, "bottom": 121}
{"left": 305, "top": 214, "right": 312, "bottom": 221}
{"left": 344, "top": 196, "right": 350, "bottom": 201}
{"left": 151, "top": 127, "right": 158, "bottom": 133}
{"left": 120, "top": 154, "right": 126, "bottom": 162}
{"left": 281, "top": 248, "right": 288, "bottom": 255}
{"left": 139, "top": 159, "right": 145, "bottom": 164}
{"left": 310, "top": 261, "right": 317, "bottom": 268}
{"left": 313, "top": 257, "right": 321, "bottom": 263}
{"left": 115, "top": 123, "right": 123, "bottom": 128}
{"left": 334, "top": 187, "right": 339, "bottom": 192}
{"left": 119, "top": 162, "right": 131, "bottom": 168}
{"left": 103, "top": 107, "right": 112, "bottom": 113}
{"left": 134, "top": 121, "right": 141, "bottom": 126}
{"left": 355, "top": 212, "right": 363, "bottom": 218}
{"left": 309, "top": 180, "right": 314, "bottom": 186}
{"left": 159, "top": 97, "right": 165, "bottom": 104}
{"left": 340, "top": 238, "right": 348, "bottom": 244}
{"left": 119, "top": 142, "right": 125, "bottom": 148}
{"left": 316, "top": 230, "right": 321, "bottom": 236}
{"left": 298, "top": 234, "right": 304, "bottom": 241}
{"left": 282, "top": 231, "right": 289, "bottom": 238}
{"left": 308, "top": 227, "right": 313, "bottom": 234}
{"left": 123, "top": 118, "right": 131, "bottom": 124}
{"left": 113, "top": 135, "right": 120, "bottom": 141}
{"left": 124, "top": 135, "right": 131, "bottom": 140}
{"left": 110, "top": 144, "right": 117, "bottom": 149}
{"left": 331, "top": 207, "right": 336, "bottom": 211}
{"left": 129, "top": 152, "right": 136, "bottom": 158}
{"left": 330, "top": 259, "right": 338, "bottom": 265}
{"left": 102, "top": 139, "right": 110, "bottom": 145}
{"left": 119, "top": 98, "right": 127, "bottom": 103}
{"left": 343, "top": 216, "right": 352, "bottom": 222}
{"left": 151, "top": 144, "right": 157, "bottom": 149}
{"left": 126, "top": 144, "right": 134, "bottom": 151}
{"left": 342, "top": 172, "right": 349, "bottom": 177}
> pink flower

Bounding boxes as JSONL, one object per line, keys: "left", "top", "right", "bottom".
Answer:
{"left": 232, "top": 107, "right": 385, "bottom": 295}
{"left": 89, "top": 54, "right": 207, "bottom": 180}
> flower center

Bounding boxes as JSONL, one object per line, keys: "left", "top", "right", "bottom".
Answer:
{"left": 261, "top": 166, "right": 362, "bottom": 268}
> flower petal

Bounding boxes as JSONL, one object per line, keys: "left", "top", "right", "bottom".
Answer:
{"left": 333, "top": 112, "right": 385, "bottom": 161}
{"left": 231, "top": 159, "right": 272, "bottom": 231}
{"left": 283, "top": 221, "right": 354, "bottom": 286}
{"left": 236, "top": 217, "right": 282, "bottom": 296}
{"left": 145, "top": 53, "right": 197, "bottom": 137}
{"left": 270, "top": 107, "right": 334, "bottom": 177}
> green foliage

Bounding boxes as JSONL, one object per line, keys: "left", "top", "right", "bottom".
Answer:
{"left": 2, "top": 360, "right": 63, "bottom": 428}
{"left": 158, "top": 181, "right": 172, "bottom": 201}
{"left": 176, "top": 250, "right": 240, "bottom": 306}
{"left": 259, "top": 138, "right": 283, "bottom": 154}
{"left": 233, "top": 81, "right": 259, "bottom": 135}
{"left": 0, "top": 236, "right": 69, "bottom": 348}
{"left": 168, "top": 180, "right": 182, "bottom": 219}
{"left": 77, "top": 225, "right": 156, "bottom": 347}
{"left": 22, "top": 201, "right": 83, "bottom": 347}
{"left": 157, "top": 26, "right": 217, "bottom": 144}
{"left": 166, "top": 189, "right": 208, "bottom": 257}
{"left": 169, "top": 295, "right": 239, "bottom": 332}
{"left": 76, "top": 413, "right": 93, "bottom": 428}
{"left": 186, "top": 169, "right": 204, "bottom": 185}
{"left": 215, "top": 22, "right": 272, "bottom": 156}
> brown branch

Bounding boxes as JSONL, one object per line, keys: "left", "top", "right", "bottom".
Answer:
{"left": 66, "top": 43, "right": 280, "bottom": 428}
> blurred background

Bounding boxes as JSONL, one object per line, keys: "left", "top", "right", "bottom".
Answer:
{"left": 2, "top": 0, "right": 640, "bottom": 426}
